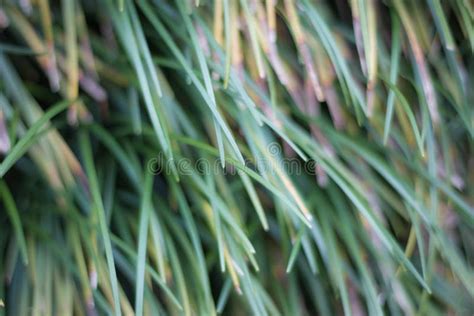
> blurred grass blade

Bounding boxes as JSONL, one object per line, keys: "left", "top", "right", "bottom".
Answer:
{"left": 380, "top": 78, "right": 425, "bottom": 157}
{"left": 394, "top": 0, "right": 440, "bottom": 125}
{"left": 286, "top": 228, "right": 304, "bottom": 273}
{"left": 383, "top": 14, "right": 401, "bottom": 144}
{"left": 177, "top": 2, "right": 226, "bottom": 168}
{"left": 0, "top": 99, "right": 71, "bottom": 177}
{"left": 138, "top": 0, "right": 246, "bottom": 165}
{"left": 135, "top": 169, "right": 153, "bottom": 316}
{"left": 79, "top": 130, "right": 122, "bottom": 316}
{"left": 62, "top": 0, "right": 79, "bottom": 123}
{"left": 0, "top": 180, "right": 28, "bottom": 265}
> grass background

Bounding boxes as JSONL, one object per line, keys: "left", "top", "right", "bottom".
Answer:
{"left": 0, "top": 0, "right": 473, "bottom": 315}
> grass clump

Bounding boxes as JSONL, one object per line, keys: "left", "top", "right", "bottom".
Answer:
{"left": 0, "top": 0, "right": 473, "bottom": 315}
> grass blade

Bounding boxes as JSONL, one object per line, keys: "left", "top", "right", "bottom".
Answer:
{"left": 79, "top": 130, "right": 122, "bottom": 316}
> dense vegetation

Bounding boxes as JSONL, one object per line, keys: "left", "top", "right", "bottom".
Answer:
{"left": 0, "top": 0, "right": 473, "bottom": 315}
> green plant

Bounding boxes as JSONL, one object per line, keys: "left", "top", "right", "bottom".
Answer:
{"left": 0, "top": 0, "right": 473, "bottom": 315}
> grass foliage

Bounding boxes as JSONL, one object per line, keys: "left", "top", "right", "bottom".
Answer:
{"left": 0, "top": 0, "right": 473, "bottom": 315}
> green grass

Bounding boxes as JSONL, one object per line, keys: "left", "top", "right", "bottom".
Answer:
{"left": 0, "top": 0, "right": 473, "bottom": 315}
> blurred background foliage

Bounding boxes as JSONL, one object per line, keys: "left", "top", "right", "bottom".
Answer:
{"left": 0, "top": 0, "right": 473, "bottom": 315}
